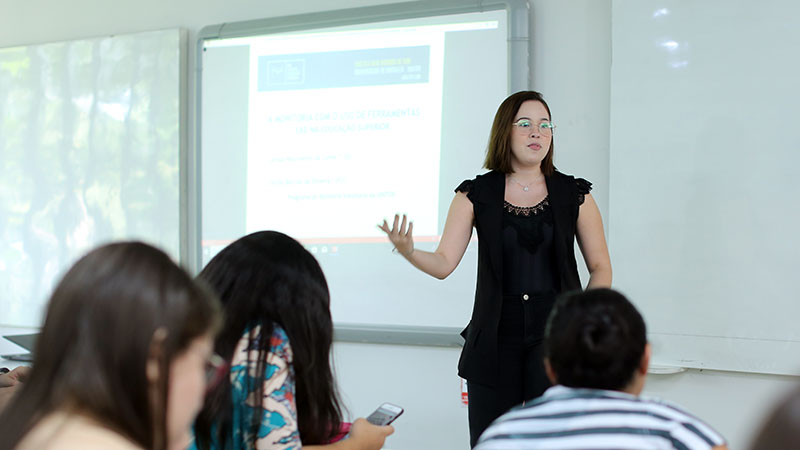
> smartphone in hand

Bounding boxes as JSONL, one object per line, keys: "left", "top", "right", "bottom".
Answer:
{"left": 366, "top": 402, "right": 404, "bottom": 426}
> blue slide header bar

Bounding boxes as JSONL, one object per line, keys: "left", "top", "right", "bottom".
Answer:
{"left": 257, "top": 46, "right": 430, "bottom": 91}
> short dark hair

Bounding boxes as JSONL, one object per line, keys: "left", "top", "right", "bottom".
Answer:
{"left": 194, "top": 231, "right": 344, "bottom": 448}
{"left": 545, "top": 288, "right": 647, "bottom": 391}
{"left": 0, "top": 242, "right": 221, "bottom": 450}
{"left": 484, "top": 91, "right": 555, "bottom": 175}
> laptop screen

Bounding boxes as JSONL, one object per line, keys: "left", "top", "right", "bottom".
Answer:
{"left": 3, "top": 333, "right": 38, "bottom": 351}
{"left": 2, "top": 333, "right": 38, "bottom": 362}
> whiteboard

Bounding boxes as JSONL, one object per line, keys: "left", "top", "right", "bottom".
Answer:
{"left": 609, "top": 0, "right": 800, "bottom": 375}
{"left": 196, "top": 0, "right": 529, "bottom": 333}
{"left": 0, "top": 29, "right": 185, "bottom": 327}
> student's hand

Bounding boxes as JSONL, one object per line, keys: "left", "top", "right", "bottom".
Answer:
{"left": 0, "top": 366, "right": 31, "bottom": 413}
{"left": 0, "top": 366, "right": 31, "bottom": 388}
{"left": 348, "top": 417, "right": 394, "bottom": 450}
{"left": 378, "top": 214, "right": 415, "bottom": 257}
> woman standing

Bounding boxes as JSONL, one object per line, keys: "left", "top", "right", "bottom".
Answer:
{"left": 379, "top": 91, "right": 612, "bottom": 446}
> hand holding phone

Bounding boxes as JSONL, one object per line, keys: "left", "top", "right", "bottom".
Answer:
{"left": 349, "top": 417, "right": 394, "bottom": 450}
{"left": 366, "top": 402, "right": 404, "bottom": 426}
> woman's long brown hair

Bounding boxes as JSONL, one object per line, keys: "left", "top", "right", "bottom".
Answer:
{"left": 0, "top": 242, "right": 221, "bottom": 450}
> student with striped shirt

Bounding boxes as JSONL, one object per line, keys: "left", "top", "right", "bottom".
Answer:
{"left": 475, "top": 288, "right": 728, "bottom": 450}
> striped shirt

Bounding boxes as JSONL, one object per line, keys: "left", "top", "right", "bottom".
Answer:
{"left": 474, "top": 385, "right": 726, "bottom": 450}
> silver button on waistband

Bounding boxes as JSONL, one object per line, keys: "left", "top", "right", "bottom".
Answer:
{"left": 522, "top": 294, "right": 529, "bottom": 301}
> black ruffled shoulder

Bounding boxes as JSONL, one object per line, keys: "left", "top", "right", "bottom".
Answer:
{"left": 576, "top": 177, "right": 592, "bottom": 205}
{"left": 455, "top": 179, "right": 474, "bottom": 194}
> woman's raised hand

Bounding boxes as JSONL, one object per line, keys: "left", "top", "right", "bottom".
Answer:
{"left": 378, "top": 214, "right": 415, "bottom": 257}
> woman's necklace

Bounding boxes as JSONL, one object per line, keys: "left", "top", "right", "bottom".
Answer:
{"left": 509, "top": 175, "right": 543, "bottom": 192}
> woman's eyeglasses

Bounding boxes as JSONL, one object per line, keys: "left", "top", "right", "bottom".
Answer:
{"left": 512, "top": 119, "right": 556, "bottom": 136}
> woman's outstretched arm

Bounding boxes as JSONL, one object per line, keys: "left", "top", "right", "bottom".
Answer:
{"left": 378, "top": 192, "right": 474, "bottom": 280}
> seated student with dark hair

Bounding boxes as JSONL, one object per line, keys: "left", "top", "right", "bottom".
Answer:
{"left": 192, "top": 231, "right": 393, "bottom": 450}
{"left": 475, "top": 288, "right": 728, "bottom": 450}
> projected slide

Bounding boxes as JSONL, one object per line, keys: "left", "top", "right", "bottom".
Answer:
{"left": 245, "top": 31, "right": 445, "bottom": 240}
{"left": 200, "top": 8, "right": 514, "bottom": 327}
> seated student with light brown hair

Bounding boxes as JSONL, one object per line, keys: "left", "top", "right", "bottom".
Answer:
{"left": 476, "top": 288, "right": 728, "bottom": 450}
{"left": 0, "top": 242, "right": 222, "bottom": 450}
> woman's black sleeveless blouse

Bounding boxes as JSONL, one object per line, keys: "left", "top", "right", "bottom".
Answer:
{"left": 455, "top": 177, "right": 592, "bottom": 296}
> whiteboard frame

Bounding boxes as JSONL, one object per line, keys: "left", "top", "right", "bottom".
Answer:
{"left": 191, "top": 0, "right": 529, "bottom": 346}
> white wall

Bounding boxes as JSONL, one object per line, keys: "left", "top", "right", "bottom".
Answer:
{"left": 530, "top": 0, "right": 611, "bottom": 218}
{"left": 2, "top": 1, "right": 797, "bottom": 449}
{"left": 0, "top": 0, "right": 400, "bottom": 48}
{"left": 644, "top": 368, "right": 797, "bottom": 449}
{"left": 333, "top": 343, "right": 468, "bottom": 449}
